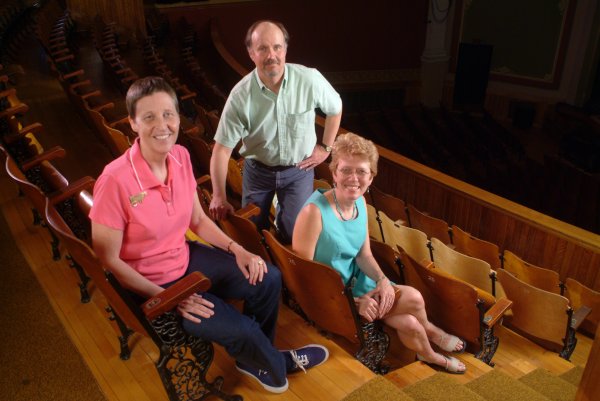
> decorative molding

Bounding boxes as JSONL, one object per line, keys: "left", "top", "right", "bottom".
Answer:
{"left": 323, "top": 69, "right": 420, "bottom": 88}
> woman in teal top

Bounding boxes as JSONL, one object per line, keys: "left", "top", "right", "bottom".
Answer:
{"left": 293, "top": 133, "right": 467, "bottom": 374}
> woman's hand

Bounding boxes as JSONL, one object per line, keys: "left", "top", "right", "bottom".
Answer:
{"left": 355, "top": 295, "right": 380, "bottom": 322}
{"left": 370, "top": 278, "right": 396, "bottom": 319}
{"left": 177, "top": 293, "right": 215, "bottom": 323}
{"left": 231, "top": 243, "right": 268, "bottom": 285}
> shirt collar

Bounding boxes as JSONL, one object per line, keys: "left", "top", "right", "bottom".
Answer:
{"left": 254, "top": 64, "right": 288, "bottom": 91}
{"left": 129, "top": 138, "right": 182, "bottom": 190}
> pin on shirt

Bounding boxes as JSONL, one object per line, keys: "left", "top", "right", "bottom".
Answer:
{"left": 129, "top": 191, "right": 147, "bottom": 207}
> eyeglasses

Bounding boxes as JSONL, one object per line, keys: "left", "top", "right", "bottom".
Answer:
{"left": 337, "top": 167, "right": 371, "bottom": 178}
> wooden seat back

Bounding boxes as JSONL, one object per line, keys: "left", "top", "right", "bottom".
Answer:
{"left": 262, "top": 230, "right": 361, "bottom": 344}
{"left": 407, "top": 204, "right": 452, "bottom": 244}
{"left": 400, "top": 251, "right": 490, "bottom": 353}
{"left": 378, "top": 209, "right": 431, "bottom": 263}
{"left": 367, "top": 203, "right": 384, "bottom": 242}
{"left": 313, "top": 178, "right": 331, "bottom": 191}
{"left": 497, "top": 268, "right": 570, "bottom": 351}
{"left": 85, "top": 105, "right": 123, "bottom": 158}
{"left": 370, "top": 239, "right": 403, "bottom": 284}
{"left": 451, "top": 224, "right": 501, "bottom": 270}
{"left": 219, "top": 205, "right": 271, "bottom": 263}
{"left": 430, "top": 237, "right": 495, "bottom": 296}
{"left": 183, "top": 134, "right": 212, "bottom": 176}
{"left": 368, "top": 185, "right": 409, "bottom": 225}
{"left": 503, "top": 250, "right": 562, "bottom": 295}
{"left": 564, "top": 277, "right": 600, "bottom": 336}
{"left": 226, "top": 157, "right": 244, "bottom": 202}
{"left": 44, "top": 198, "right": 148, "bottom": 336}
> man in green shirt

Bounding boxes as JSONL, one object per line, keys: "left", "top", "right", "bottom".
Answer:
{"left": 209, "top": 20, "right": 342, "bottom": 243}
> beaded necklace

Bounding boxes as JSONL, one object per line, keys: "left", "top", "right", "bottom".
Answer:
{"left": 332, "top": 189, "right": 357, "bottom": 221}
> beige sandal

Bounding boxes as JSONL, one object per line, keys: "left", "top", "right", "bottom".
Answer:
{"left": 416, "top": 353, "right": 466, "bottom": 374}
{"left": 436, "top": 333, "right": 466, "bottom": 353}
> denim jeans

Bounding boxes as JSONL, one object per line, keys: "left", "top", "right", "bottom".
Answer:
{"left": 177, "top": 242, "right": 287, "bottom": 386}
{"left": 242, "top": 158, "right": 314, "bottom": 243}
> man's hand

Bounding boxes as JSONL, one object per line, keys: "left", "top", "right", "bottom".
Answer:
{"left": 297, "top": 144, "right": 330, "bottom": 170}
{"left": 209, "top": 193, "right": 234, "bottom": 220}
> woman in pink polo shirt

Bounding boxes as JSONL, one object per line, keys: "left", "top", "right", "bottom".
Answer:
{"left": 89, "top": 76, "right": 328, "bottom": 393}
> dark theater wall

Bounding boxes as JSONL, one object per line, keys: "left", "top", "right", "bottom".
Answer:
{"left": 156, "top": 0, "right": 429, "bottom": 73}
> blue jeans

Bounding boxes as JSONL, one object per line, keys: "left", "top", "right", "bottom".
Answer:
{"left": 175, "top": 242, "right": 287, "bottom": 386}
{"left": 242, "top": 159, "right": 314, "bottom": 243}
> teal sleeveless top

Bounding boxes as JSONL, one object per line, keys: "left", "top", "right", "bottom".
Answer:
{"left": 305, "top": 189, "right": 376, "bottom": 297}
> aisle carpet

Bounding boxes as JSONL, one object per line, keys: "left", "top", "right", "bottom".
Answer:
{"left": 0, "top": 211, "right": 107, "bottom": 401}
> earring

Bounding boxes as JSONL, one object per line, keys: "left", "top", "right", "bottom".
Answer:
{"left": 333, "top": 182, "right": 337, "bottom": 188}
{"left": 366, "top": 186, "right": 370, "bottom": 193}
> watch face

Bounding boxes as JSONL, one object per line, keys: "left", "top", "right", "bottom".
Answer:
{"left": 324, "top": 144, "right": 332, "bottom": 152}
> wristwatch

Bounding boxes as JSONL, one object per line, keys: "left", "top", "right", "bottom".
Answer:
{"left": 321, "top": 143, "right": 332, "bottom": 152}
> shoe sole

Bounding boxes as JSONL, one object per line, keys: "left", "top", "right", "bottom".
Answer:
{"left": 235, "top": 364, "right": 289, "bottom": 393}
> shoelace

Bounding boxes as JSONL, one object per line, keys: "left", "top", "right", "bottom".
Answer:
{"left": 289, "top": 350, "right": 308, "bottom": 373}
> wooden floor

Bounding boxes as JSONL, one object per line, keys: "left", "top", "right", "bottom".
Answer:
{"left": 2, "top": 31, "right": 593, "bottom": 401}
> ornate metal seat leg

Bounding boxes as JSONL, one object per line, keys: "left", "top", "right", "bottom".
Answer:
{"left": 152, "top": 312, "right": 242, "bottom": 401}
{"left": 355, "top": 321, "right": 390, "bottom": 374}
{"left": 68, "top": 254, "right": 91, "bottom": 303}
{"left": 476, "top": 326, "right": 499, "bottom": 366}
{"left": 106, "top": 305, "right": 133, "bottom": 360}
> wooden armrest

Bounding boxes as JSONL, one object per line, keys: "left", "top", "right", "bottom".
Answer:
{"left": 3, "top": 122, "right": 44, "bottom": 144}
{"left": 62, "top": 68, "right": 84, "bottom": 80}
{"left": 21, "top": 146, "right": 67, "bottom": 171}
{"left": 53, "top": 53, "right": 74, "bottom": 63}
{"left": 483, "top": 297, "right": 513, "bottom": 327}
{"left": 571, "top": 305, "right": 592, "bottom": 330}
{"left": 142, "top": 272, "right": 211, "bottom": 320}
{"left": 121, "top": 75, "right": 137, "bottom": 84}
{"left": 108, "top": 115, "right": 130, "bottom": 128}
{"left": 19, "top": 122, "right": 44, "bottom": 136}
{"left": 115, "top": 67, "right": 131, "bottom": 75}
{"left": 80, "top": 88, "right": 101, "bottom": 99}
{"left": 49, "top": 176, "right": 96, "bottom": 205}
{"left": 180, "top": 92, "right": 196, "bottom": 101}
{"left": 92, "top": 101, "right": 114, "bottom": 113}
{"left": 69, "top": 78, "right": 92, "bottom": 88}
{"left": 235, "top": 204, "right": 261, "bottom": 219}
{"left": 196, "top": 175, "right": 211, "bottom": 188}
{"left": 0, "top": 103, "right": 29, "bottom": 119}
{"left": 0, "top": 88, "right": 16, "bottom": 99}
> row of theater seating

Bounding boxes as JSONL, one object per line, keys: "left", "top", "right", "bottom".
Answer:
{"left": 363, "top": 187, "right": 599, "bottom": 359}
{"left": 12, "top": 2, "right": 599, "bottom": 395}
{"left": 4, "top": 3, "right": 245, "bottom": 400}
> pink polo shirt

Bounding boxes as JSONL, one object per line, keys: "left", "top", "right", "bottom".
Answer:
{"left": 89, "top": 139, "right": 197, "bottom": 285}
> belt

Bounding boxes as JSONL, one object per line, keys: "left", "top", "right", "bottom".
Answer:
{"left": 251, "top": 159, "right": 296, "bottom": 172}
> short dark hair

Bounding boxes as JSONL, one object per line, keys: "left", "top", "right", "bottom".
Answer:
{"left": 125, "top": 76, "right": 178, "bottom": 119}
{"left": 245, "top": 20, "right": 290, "bottom": 49}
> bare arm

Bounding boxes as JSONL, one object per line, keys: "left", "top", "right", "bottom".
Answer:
{"left": 92, "top": 221, "right": 215, "bottom": 323}
{"left": 354, "top": 199, "right": 396, "bottom": 318}
{"left": 92, "top": 221, "right": 163, "bottom": 298}
{"left": 297, "top": 110, "right": 342, "bottom": 170}
{"left": 209, "top": 142, "right": 234, "bottom": 220}
{"left": 292, "top": 202, "right": 323, "bottom": 259}
{"left": 190, "top": 191, "right": 267, "bottom": 285}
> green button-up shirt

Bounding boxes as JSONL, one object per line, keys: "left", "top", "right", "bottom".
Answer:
{"left": 214, "top": 63, "right": 342, "bottom": 166}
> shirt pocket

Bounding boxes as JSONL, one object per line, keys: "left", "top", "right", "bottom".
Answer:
{"left": 286, "top": 110, "right": 313, "bottom": 137}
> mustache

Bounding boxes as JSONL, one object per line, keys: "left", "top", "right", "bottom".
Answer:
{"left": 264, "top": 58, "right": 280, "bottom": 66}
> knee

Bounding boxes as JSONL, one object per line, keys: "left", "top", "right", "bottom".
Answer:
{"left": 263, "top": 263, "right": 282, "bottom": 290}
{"left": 394, "top": 314, "right": 423, "bottom": 336}
{"left": 402, "top": 287, "right": 425, "bottom": 310}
